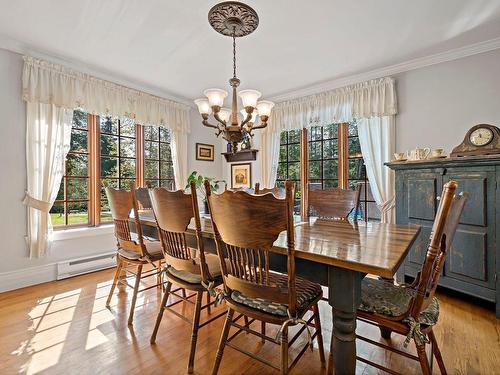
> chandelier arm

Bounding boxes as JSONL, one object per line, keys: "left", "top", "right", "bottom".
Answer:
{"left": 213, "top": 111, "right": 228, "bottom": 128}
{"left": 239, "top": 111, "right": 254, "bottom": 127}
{"left": 249, "top": 123, "right": 268, "bottom": 131}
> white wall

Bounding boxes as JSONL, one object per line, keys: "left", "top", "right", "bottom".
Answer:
{"left": 0, "top": 48, "right": 223, "bottom": 290}
{"left": 395, "top": 48, "right": 500, "bottom": 154}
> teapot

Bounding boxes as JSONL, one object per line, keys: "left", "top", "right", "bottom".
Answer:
{"left": 406, "top": 147, "right": 431, "bottom": 161}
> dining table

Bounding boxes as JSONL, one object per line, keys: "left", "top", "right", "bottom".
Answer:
{"left": 132, "top": 211, "right": 421, "bottom": 375}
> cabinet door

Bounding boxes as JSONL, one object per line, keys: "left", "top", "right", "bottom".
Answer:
{"left": 443, "top": 168, "right": 496, "bottom": 289}
{"left": 399, "top": 170, "right": 442, "bottom": 268}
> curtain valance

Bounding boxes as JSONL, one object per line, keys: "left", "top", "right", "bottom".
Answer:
{"left": 268, "top": 77, "right": 397, "bottom": 133}
{"left": 22, "top": 56, "right": 191, "bottom": 133}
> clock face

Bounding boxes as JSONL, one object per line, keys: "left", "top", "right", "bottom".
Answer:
{"left": 469, "top": 127, "right": 493, "bottom": 146}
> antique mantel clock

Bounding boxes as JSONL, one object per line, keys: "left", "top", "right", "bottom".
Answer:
{"left": 450, "top": 124, "right": 500, "bottom": 157}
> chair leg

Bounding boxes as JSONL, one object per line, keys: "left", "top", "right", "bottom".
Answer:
{"left": 182, "top": 288, "right": 187, "bottom": 299}
{"left": 207, "top": 292, "right": 211, "bottom": 314}
{"left": 280, "top": 325, "right": 289, "bottom": 375}
{"left": 261, "top": 321, "right": 266, "bottom": 343}
{"left": 429, "top": 329, "right": 447, "bottom": 375}
{"left": 156, "top": 260, "right": 162, "bottom": 288}
{"left": 379, "top": 327, "right": 392, "bottom": 339}
{"left": 211, "top": 308, "right": 234, "bottom": 375}
{"left": 106, "top": 258, "right": 123, "bottom": 307}
{"left": 312, "top": 304, "right": 326, "bottom": 365}
{"left": 128, "top": 264, "right": 143, "bottom": 325}
{"left": 327, "top": 329, "right": 334, "bottom": 374}
{"left": 416, "top": 341, "right": 431, "bottom": 375}
{"left": 188, "top": 291, "right": 203, "bottom": 374}
{"left": 150, "top": 281, "right": 172, "bottom": 344}
{"left": 244, "top": 316, "right": 250, "bottom": 333}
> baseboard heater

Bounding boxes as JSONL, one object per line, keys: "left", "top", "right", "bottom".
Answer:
{"left": 57, "top": 252, "right": 116, "bottom": 280}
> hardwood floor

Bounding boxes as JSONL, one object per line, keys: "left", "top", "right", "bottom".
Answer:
{"left": 0, "top": 267, "right": 499, "bottom": 375}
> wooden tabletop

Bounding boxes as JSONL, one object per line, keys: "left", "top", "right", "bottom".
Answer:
{"left": 136, "top": 211, "right": 421, "bottom": 279}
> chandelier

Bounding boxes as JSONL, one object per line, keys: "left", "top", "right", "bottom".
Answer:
{"left": 194, "top": 1, "right": 274, "bottom": 154}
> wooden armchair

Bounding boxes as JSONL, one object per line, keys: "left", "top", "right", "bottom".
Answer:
{"left": 148, "top": 181, "right": 226, "bottom": 374}
{"left": 308, "top": 185, "right": 360, "bottom": 220}
{"left": 134, "top": 186, "right": 152, "bottom": 209}
{"left": 206, "top": 180, "right": 325, "bottom": 375}
{"left": 351, "top": 181, "right": 467, "bottom": 374}
{"left": 254, "top": 182, "right": 286, "bottom": 198}
{"left": 105, "top": 187, "right": 165, "bottom": 325}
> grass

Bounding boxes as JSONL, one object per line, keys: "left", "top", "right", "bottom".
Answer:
{"left": 50, "top": 213, "right": 89, "bottom": 226}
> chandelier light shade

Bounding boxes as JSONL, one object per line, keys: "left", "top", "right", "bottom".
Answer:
{"left": 195, "top": 1, "right": 274, "bottom": 153}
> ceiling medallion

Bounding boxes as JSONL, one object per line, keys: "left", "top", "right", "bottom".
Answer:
{"left": 195, "top": 1, "right": 274, "bottom": 154}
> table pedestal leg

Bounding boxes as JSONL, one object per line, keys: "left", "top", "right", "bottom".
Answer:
{"left": 328, "top": 267, "right": 363, "bottom": 375}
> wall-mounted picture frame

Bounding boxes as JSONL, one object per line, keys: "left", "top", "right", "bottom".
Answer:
{"left": 196, "top": 143, "right": 215, "bottom": 161}
{"left": 231, "top": 163, "right": 252, "bottom": 189}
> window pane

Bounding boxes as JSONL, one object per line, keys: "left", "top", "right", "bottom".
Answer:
{"left": 277, "top": 163, "right": 287, "bottom": 180}
{"left": 160, "top": 162, "right": 174, "bottom": 179}
{"left": 67, "top": 154, "right": 88, "bottom": 176}
{"left": 309, "top": 161, "right": 321, "bottom": 179}
{"left": 119, "top": 179, "right": 135, "bottom": 189}
{"left": 348, "top": 159, "right": 364, "bottom": 179}
{"left": 145, "top": 179, "right": 159, "bottom": 188}
{"left": 308, "top": 141, "right": 321, "bottom": 160}
{"left": 280, "top": 131, "right": 287, "bottom": 144}
{"left": 145, "top": 160, "right": 159, "bottom": 179}
{"left": 120, "top": 118, "right": 135, "bottom": 137}
{"left": 288, "top": 144, "right": 300, "bottom": 162}
{"left": 160, "top": 179, "right": 175, "bottom": 189}
{"left": 72, "top": 110, "right": 88, "bottom": 130}
{"left": 348, "top": 122, "right": 358, "bottom": 137}
{"left": 160, "top": 128, "right": 171, "bottom": 142}
{"left": 288, "top": 162, "right": 300, "bottom": 180}
{"left": 288, "top": 130, "right": 300, "bottom": 143}
{"left": 120, "top": 159, "right": 136, "bottom": 178}
{"left": 67, "top": 178, "right": 88, "bottom": 200}
{"left": 144, "top": 126, "right": 159, "bottom": 141}
{"left": 56, "top": 182, "right": 64, "bottom": 200}
{"left": 323, "top": 160, "right": 338, "bottom": 179}
{"left": 68, "top": 202, "right": 89, "bottom": 225}
{"left": 101, "top": 157, "right": 118, "bottom": 177}
{"left": 50, "top": 203, "right": 65, "bottom": 226}
{"left": 323, "top": 139, "right": 338, "bottom": 159}
{"left": 100, "top": 135, "right": 118, "bottom": 156}
{"left": 100, "top": 116, "right": 118, "bottom": 134}
{"left": 145, "top": 141, "right": 159, "bottom": 159}
{"left": 324, "top": 124, "right": 338, "bottom": 139}
{"left": 279, "top": 145, "right": 287, "bottom": 161}
{"left": 120, "top": 137, "right": 136, "bottom": 158}
{"left": 348, "top": 137, "right": 362, "bottom": 157}
{"left": 324, "top": 179, "right": 339, "bottom": 188}
{"left": 100, "top": 179, "right": 118, "bottom": 222}
{"left": 160, "top": 143, "right": 172, "bottom": 160}
{"left": 70, "top": 129, "right": 88, "bottom": 152}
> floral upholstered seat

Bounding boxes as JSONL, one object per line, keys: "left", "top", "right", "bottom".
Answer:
{"left": 359, "top": 278, "right": 439, "bottom": 327}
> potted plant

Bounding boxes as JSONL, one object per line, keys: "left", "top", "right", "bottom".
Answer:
{"left": 186, "top": 171, "right": 224, "bottom": 214}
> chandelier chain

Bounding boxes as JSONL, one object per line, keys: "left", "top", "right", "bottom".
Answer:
{"left": 232, "top": 29, "right": 237, "bottom": 79}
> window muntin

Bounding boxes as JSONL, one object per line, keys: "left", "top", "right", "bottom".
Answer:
{"left": 144, "top": 126, "right": 175, "bottom": 189}
{"left": 277, "top": 129, "right": 301, "bottom": 214}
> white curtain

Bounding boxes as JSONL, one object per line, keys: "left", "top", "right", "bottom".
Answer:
{"left": 171, "top": 130, "right": 188, "bottom": 190}
{"left": 260, "top": 129, "right": 281, "bottom": 188}
{"left": 24, "top": 102, "right": 73, "bottom": 257}
{"left": 358, "top": 116, "right": 396, "bottom": 223}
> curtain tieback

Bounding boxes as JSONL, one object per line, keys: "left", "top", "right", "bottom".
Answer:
{"left": 22, "top": 192, "right": 52, "bottom": 212}
{"left": 377, "top": 196, "right": 395, "bottom": 213}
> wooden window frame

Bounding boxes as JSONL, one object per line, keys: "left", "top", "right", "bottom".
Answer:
{"left": 143, "top": 125, "right": 175, "bottom": 189}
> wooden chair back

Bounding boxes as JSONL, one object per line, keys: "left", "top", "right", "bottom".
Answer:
{"left": 308, "top": 186, "right": 360, "bottom": 220}
{"left": 135, "top": 187, "right": 152, "bottom": 209}
{"left": 409, "top": 180, "right": 468, "bottom": 317}
{"left": 205, "top": 180, "right": 299, "bottom": 315}
{"left": 149, "top": 182, "right": 212, "bottom": 281}
{"left": 254, "top": 182, "right": 286, "bottom": 198}
{"left": 105, "top": 186, "right": 147, "bottom": 258}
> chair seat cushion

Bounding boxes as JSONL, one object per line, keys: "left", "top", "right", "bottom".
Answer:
{"left": 117, "top": 240, "right": 163, "bottom": 261}
{"left": 166, "top": 253, "right": 222, "bottom": 284}
{"left": 231, "top": 272, "right": 322, "bottom": 317}
{"left": 358, "top": 278, "right": 439, "bottom": 326}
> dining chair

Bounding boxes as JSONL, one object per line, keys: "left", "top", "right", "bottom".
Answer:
{"left": 135, "top": 186, "right": 152, "bottom": 209}
{"left": 205, "top": 180, "right": 325, "bottom": 375}
{"left": 105, "top": 186, "right": 165, "bottom": 325}
{"left": 254, "top": 182, "right": 286, "bottom": 198}
{"left": 308, "top": 185, "right": 360, "bottom": 220}
{"left": 148, "top": 181, "right": 226, "bottom": 374}
{"left": 347, "top": 180, "right": 467, "bottom": 375}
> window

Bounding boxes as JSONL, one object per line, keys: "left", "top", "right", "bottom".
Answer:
{"left": 50, "top": 110, "right": 90, "bottom": 226}
{"left": 144, "top": 126, "right": 175, "bottom": 189}
{"left": 277, "top": 120, "right": 380, "bottom": 221}
{"left": 51, "top": 112, "right": 173, "bottom": 228}
{"left": 277, "top": 129, "right": 301, "bottom": 214}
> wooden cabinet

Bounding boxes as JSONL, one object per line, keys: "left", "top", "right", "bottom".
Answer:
{"left": 387, "top": 156, "right": 500, "bottom": 317}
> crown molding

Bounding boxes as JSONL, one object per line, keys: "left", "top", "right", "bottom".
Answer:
{"left": 269, "top": 36, "right": 500, "bottom": 103}
{"left": 0, "top": 34, "right": 194, "bottom": 108}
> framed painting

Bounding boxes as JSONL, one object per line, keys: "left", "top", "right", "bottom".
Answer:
{"left": 196, "top": 143, "right": 214, "bottom": 161}
{"left": 230, "top": 163, "right": 252, "bottom": 189}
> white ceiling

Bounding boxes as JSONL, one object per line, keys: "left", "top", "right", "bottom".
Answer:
{"left": 1, "top": 0, "right": 500, "bottom": 103}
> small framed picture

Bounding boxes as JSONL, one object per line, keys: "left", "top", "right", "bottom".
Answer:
{"left": 196, "top": 143, "right": 214, "bottom": 161}
{"left": 231, "top": 163, "right": 252, "bottom": 189}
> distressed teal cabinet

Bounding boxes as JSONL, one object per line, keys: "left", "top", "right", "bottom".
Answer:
{"left": 387, "top": 156, "right": 500, "bottom": 318}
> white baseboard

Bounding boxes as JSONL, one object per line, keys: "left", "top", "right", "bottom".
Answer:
{"left": 0, "top": 263, "right": 57, "bottom": 293}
